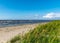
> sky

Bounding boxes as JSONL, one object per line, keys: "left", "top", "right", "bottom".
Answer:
{"left": 0, "top": 0, "right": 60, "bottom": 20}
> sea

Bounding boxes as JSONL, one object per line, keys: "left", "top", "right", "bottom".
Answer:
{"left": 0, "top": 20, "right": 51, "bottom": 27}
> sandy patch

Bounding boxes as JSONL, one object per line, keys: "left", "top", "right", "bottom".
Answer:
{"left": 0, "top": 24, "right": 39, "bottom": 43}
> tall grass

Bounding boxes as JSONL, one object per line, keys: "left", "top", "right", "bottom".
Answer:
{"left": 9, "top": 20, "right": 60, "bottom": 43}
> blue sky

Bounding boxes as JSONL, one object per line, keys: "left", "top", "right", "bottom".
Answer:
{"left": 0, "top": 0, "right": 60, "bottom": 20}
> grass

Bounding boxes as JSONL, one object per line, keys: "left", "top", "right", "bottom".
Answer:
{"left": 8, "top": 20, "right": 60, "bottom": 43}
{"left": 7, "top": 35, "right": 21, "bottom": 43}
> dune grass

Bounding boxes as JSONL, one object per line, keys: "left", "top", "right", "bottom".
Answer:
{"left": 9, "top": 20, "right": 60, "bottom": 43}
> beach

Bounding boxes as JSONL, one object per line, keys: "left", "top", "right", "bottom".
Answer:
{"left": 0, "top": 23, "right": 39, "bottom": 43}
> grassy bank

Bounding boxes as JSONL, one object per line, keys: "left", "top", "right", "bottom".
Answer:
{"left": 8, "top": 20, "right": 60, "bottom": 43}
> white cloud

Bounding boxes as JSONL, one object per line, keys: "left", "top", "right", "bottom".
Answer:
{"left": 43, "top": 12, "right": 60, "bottom": 19}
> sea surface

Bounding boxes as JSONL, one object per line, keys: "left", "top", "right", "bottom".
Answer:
{"left": 0, "top": 20, "right": 51, "bottom": 27}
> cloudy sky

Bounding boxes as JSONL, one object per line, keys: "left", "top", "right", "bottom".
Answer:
{"left": 0, "top": 0, "right": 60, "bottom": 20}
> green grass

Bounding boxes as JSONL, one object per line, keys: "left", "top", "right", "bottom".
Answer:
{"left": 8, "top": 35, "right": 21, "bottom": 43}
{"left": 8, "top": 20, "right": 60, "bottom": 43}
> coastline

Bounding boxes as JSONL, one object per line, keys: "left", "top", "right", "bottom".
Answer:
{"left": 0, "top": 23, "right": 39, "bottom": 43}
{"left": 0, "top": 22, "right": 47, "bottom": 43}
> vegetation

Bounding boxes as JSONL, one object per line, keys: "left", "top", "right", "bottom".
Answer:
{"left": 8, "top": 35, "right": 21, "bottom": 43}
{"left": 8, "top": 20, "right": 60, "bottom": 43}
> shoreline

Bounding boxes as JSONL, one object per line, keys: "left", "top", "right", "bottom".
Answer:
{"left": 0, "top": 23, "right": 39, "bottom": 43}
{"left": 0, "top": 22, "right": 48, "bottom": 28}
{"left": 0, "top": 22, "right": 47, "bottom": 43}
